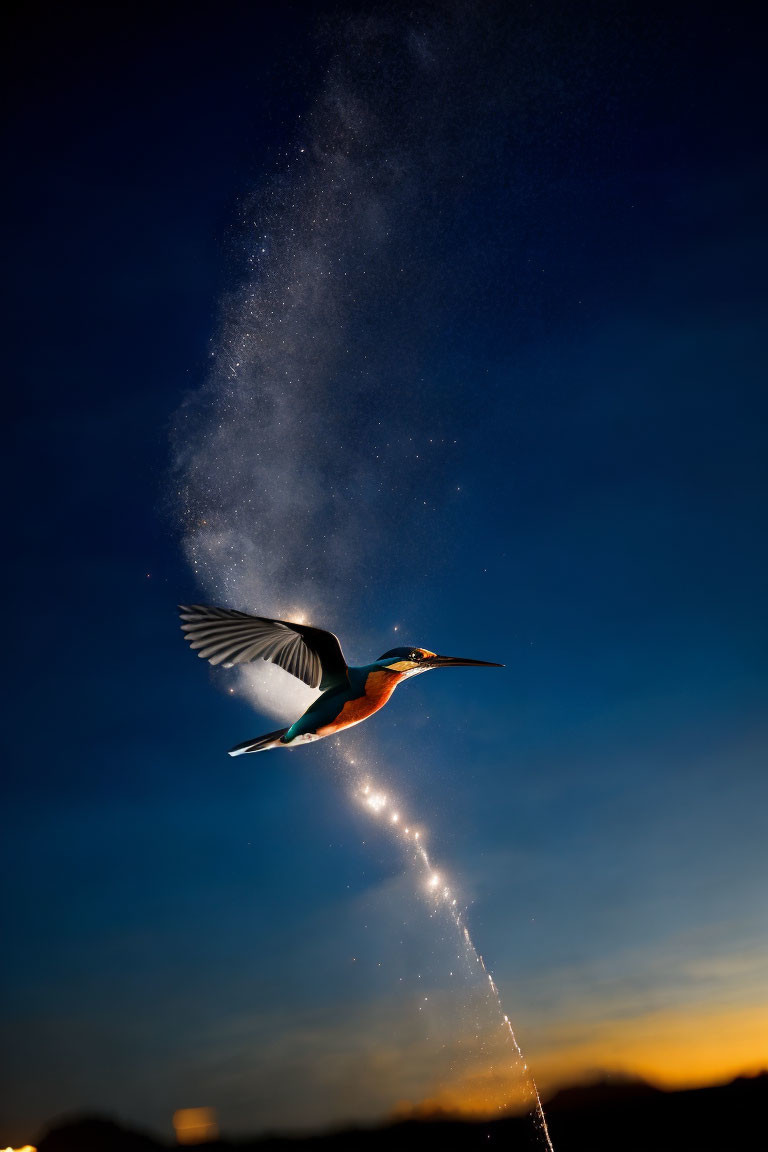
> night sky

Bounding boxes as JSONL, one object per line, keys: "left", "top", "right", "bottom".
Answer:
{"left": 3, "top": 1, "right": 767, "bottom": 1145}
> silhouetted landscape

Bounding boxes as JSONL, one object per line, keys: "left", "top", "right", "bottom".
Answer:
{"left": 34, "top": 1073, "right": 766, "bottom": 1152}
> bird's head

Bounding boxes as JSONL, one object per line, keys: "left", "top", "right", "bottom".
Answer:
{"left": 377, "top": 646, "right": 503, "bottom": 678}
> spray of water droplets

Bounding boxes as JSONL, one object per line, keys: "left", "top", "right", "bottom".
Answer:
{"left": 337, "top": 742, "right": 553, "bottom": 1148}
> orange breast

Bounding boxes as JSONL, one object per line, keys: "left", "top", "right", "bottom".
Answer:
{"left": 316, "top": 670, "right": 400, "bottom": 736}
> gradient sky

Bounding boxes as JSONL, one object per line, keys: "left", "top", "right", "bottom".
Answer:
{"left": 3, "top": 1, "right": 767, "bottom": 1146}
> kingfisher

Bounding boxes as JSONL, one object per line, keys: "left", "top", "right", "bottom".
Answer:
{"left": 179, "top": 604, "right": 502, "bottom": 756}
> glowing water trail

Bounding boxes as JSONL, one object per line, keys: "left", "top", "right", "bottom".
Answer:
{"left": 337, "top": 744, "right": 555, "bottom": 1150}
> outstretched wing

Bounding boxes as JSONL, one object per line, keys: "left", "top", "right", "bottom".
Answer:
{"left": 178, "top": 605, "right": 348, "bottom": 690}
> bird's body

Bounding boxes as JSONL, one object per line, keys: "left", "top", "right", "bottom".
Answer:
{"left": 179, "top": 604, "right": 501, "bottom": 755}
{"left": 286, "top": 662, "right": 410, "bottom": 741}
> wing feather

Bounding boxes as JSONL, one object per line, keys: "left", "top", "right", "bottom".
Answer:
{"left": 178, "top": 605, "right": 347, "bottom": 690}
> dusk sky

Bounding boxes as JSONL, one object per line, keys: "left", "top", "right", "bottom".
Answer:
{"left": 3, "top": 1, "right": 767, "bottom": 1146}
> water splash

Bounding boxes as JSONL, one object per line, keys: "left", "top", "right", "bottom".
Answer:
{"left": 338, "top": 742, "right": 554, "bottom": 1147}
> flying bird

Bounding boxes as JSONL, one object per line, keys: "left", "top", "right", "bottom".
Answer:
{"left": 179, "top": 605, "right": 503, "bottom": 755}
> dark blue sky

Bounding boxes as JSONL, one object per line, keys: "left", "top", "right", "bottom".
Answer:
{"left": 3, "top": 1, "right": 767, "bottom": 1144}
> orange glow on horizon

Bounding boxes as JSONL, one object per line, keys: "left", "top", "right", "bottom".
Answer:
{"left": 396, "top": 1001, "right": 768, "bottom": 1120}
{"left": 531, "top": 1001, "right": 768, "bottom": 1094}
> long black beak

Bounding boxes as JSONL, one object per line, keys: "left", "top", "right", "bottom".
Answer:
{"left": 424, "top": 655, "right": 504, "bottom": 668}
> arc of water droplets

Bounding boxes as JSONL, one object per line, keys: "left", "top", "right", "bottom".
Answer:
{"left": 338, "top": 748, "right": 554, "bottom": 1150}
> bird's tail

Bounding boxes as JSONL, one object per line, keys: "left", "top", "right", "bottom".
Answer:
{"left": 228, "top": 728, "right": 289, "bottom": 757}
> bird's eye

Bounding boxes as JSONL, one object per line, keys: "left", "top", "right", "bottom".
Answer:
{"left": 410, "top": 651, "right": 421, "bottom": 660}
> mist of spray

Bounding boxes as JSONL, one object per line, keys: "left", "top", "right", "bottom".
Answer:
{"left": 172, "top": 7, "right": 553, "bottom": 1145}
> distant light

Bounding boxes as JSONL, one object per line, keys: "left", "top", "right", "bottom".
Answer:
{"left": 173, "top": 1107, "right": 219, "bottom": 1145}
